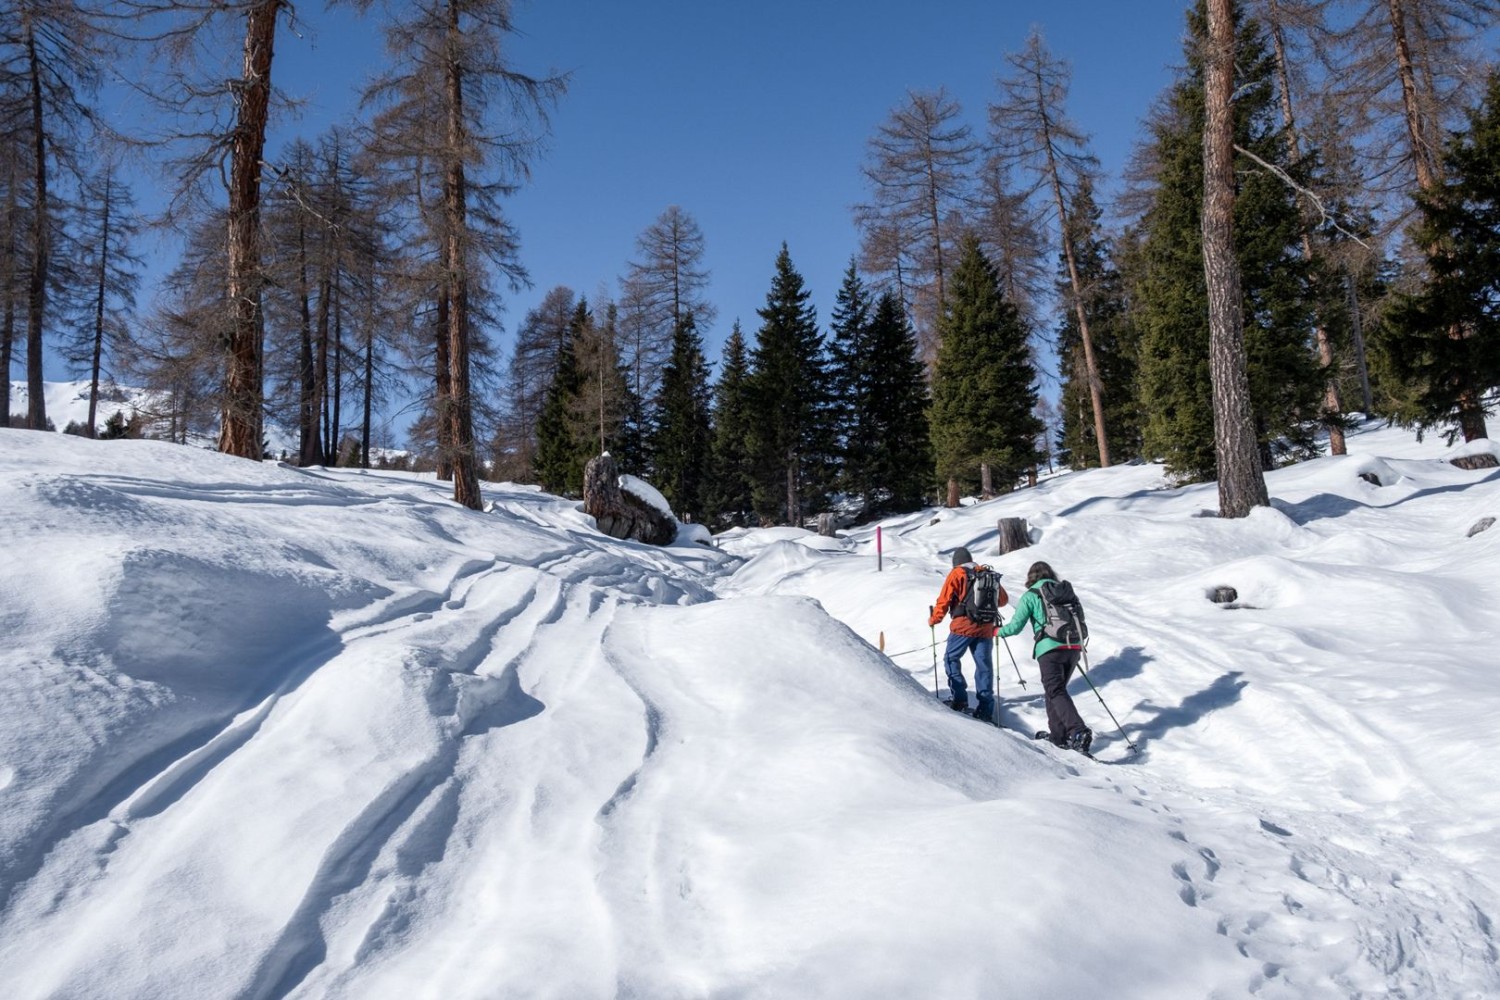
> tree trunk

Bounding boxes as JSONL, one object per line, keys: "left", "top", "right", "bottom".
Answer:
{"left": 1040, "top": 109, "right": 1111, "bottom": 467}
{"left": 297, "top": 220, "right": 319, "bottom": 465}
{"left": 946, "top": 476, "right": 959, "bottom": 508}
{"left": 784, "top": 452, "right": 800, "bottom": 526}
{"left": 219, "top": 0, "right": 282, "bottom": 459}
{"left": 24, "top": 22, "right": 48, "bottom": 432}
{"left": 980, "top": 462, "right": 993, "bottom": 499}
{"left": 1, "top": 163, "right": 15, "bottom": 427}
{"left": 87, "top": 172, "right": 113, "bottom": 438}
{"left": 1386, "top": 0, "right": 1441, "bottom": 191}
{"left": 329, "top": 276, "right": 343, "bottom": 461}
{"left": 444, "top": 0, "right": 481, "bottom": 510}
{"left": 434, "top": 289, "right": 453, "bottom": 481}
{"left": 1345, "top": 274, "right": 1374, "bottom": 413}
{"left": 361, "top": 322, "right": 373, "bottom": 469}
{"left": 311, "top": 273, "right": 331, "bottom": 464}
{"left": 997, "top": 517, "right": 1030, "bottom": 554}
{"left": 1204, "top": 0, "right": 1269, "bottom": 518}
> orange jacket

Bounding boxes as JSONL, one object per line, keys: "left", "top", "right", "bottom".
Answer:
{"left": 929, "top": 565, "right": 1008, "bottom": 638}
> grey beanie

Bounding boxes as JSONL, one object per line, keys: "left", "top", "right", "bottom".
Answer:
{"left": 952, "top": 546, "right": 973, "bottom": 567}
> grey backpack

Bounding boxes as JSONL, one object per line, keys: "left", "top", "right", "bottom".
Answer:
{"left": 1038, "top": 580, "right": 1088, "bottom": 646}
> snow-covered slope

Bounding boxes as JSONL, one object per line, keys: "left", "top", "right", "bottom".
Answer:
{"left": 8, "top": 380, "right": 149, "bottom": 433}
{"left": 1, "top": 422, "right": 1497, "bottom": 998}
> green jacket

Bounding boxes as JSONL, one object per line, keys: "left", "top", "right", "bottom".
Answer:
{"left": 997, "top": 578, "right": 1068, "bottom": 658}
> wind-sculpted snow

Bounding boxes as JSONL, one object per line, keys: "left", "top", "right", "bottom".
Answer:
{"left": 0, "top": 420, "right": 1498, "bottom": 998}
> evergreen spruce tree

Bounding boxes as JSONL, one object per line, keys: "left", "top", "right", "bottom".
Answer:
{"left": 708, "top": 322, "right": 756, "bottom": 528}
{"left": 825, "top": 261, "right": 873, "bottom": 505}
{"left": 1057, "top": 177, "right": 1139, "bottom": 468}
{"left": 929, "top": 235, "right": 1042, "bottom": 502}
{"left": 747, "top": 244, "right": 830, "bottom": 525}
{"left": 862, "top": 290, "right": 933, "bottom": 515}
{"left": 1379, "top": 71, "right": 1500, "bottom": 442}
{"left": 650, "top": 313, "right": 715, "bottom": 522}
{"left": 1130, "top": 5, "right": 1324, "bottom": 482}
{"left": 533, "top": 301, "right": 590, "bottom": 496}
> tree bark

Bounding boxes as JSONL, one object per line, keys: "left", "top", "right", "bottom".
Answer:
{"left": 24, "top": 21, "right": 49, "bottom": 431}
{"left": 1, "top": 160, "right": 16, "bottom": 427}
{"left": 87, "top": 172, "right": 113, "bottom": 438}
{"left": 1386, "top": 0, "right": 1441, "bottom": 191}
{"left": 997, "top": 517, "right": 1031, "bottom": 554}
{"left": 310, "top": 273, "right": 331, "bottom": 464}
{"left": 444, "top": 0, "right": 482, "bottom": 510}
{"left": 296, "top": 219, "right": 319, "bottom": 465}
{"left": 219, "top": 0, "right": 282, "bottom": 459}
{"left": 1204, "top": 0, "right": 1269, "bottom": 518}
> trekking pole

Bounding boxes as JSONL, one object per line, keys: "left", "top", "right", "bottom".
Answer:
{"left": 1077, "top": 646, "right": 1138, "bottom": 754}
{"left": 997, "top": 623, "right": 1026, "bottom": 690}
{"left": 929, "top": 610, "right": 940, "bottom": 699}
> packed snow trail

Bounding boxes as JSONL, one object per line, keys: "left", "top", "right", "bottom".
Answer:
{"left": 2, "top": 424, "right": 1499, "bottom": 998}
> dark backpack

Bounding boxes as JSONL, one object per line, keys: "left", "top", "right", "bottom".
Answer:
{"left": 960, "top": 566, "right": 1003, "bottom": 626}
{"left": 1037, "top": 580, "right": 1088, "bottom": 646}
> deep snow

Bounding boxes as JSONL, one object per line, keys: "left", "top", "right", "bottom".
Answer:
{"left": 1, "top": 416, "right": 1498, "bottom": 999}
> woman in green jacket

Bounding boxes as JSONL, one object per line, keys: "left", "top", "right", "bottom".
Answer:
{"left": 997, "top": 560, "right": 1092, "bottom": 753}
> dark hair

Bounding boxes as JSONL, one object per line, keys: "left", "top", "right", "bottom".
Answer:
{"left": 1026, "top": 561, "right": 1057, "bottom": 588}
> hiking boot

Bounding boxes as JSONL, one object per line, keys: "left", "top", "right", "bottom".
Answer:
{"left": 1066, "top": 729, "right": 1094, "bottom": 754}
{"left": 947, "top": 698, "right": 969, "bottom": 713}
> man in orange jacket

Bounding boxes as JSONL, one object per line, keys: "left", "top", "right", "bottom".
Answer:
{"left": 928, "top": 546, "right": 1009, "bottom": 723}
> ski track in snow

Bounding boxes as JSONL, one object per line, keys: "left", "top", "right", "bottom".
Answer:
{"left": 2, "top": 424, "right": 1499, "bottom": 998}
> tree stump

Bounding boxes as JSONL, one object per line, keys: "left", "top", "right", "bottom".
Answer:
{"left": 582, "top": 454, "right": 677, "bottom": 546}
{"left": 817, "top": 513, "right": 836, "bottom": 536}
{"left": 1210, "top": 586, "right": 1238, "bottom": 604}
{"left": 1451, "top": 454, "right": 1499, "bottom": 471}
{"left": 997, "top": 517, "right": 1030, "bottom": 555}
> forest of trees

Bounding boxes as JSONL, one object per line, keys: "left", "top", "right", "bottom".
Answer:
{"left": 2, "top": 0, "right": 1496, "bottom": 523}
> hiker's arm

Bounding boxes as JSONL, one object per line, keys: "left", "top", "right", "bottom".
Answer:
{"left": 928, "top": 572, "right": 957, "bottom": 625}
{"left": 996, "top": 590, "right": 1032, "bottom": 637}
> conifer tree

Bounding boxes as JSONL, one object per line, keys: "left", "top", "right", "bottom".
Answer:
{"left": 533, "top": 301, "right": 588, "bottom": 496}
{"left": 1056, "top": 178, "right": 1138, "bottom": 468}
{"left": 1130, "top": 3, "right": 1323, "bottom": 483}
{"left": 747, "top": 244, "right": 829, "bottom": 526}
{"left": 929, "top": 235, "right": 1041, "bottom": 504}
{"left": 825, "top": 261, "right": 873, "bottom": 501}
{"left": 1380, "top": 71, "right": 1500, "bottom": 441}
{"left": 570, "top": 299, "right": 632, "bottom": 460}
{"left": 708, "top": 321, "right": 756, "bottom": 528}
{"left": 650, "top": 313, "right": 714, "bottom": 522}
{"left": 862, "top": 290, "right": 932, "bottom": 515}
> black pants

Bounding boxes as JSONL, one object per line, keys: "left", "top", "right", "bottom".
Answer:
{"left": 1038, "top": 648, "right": 1087, "bottom": 745}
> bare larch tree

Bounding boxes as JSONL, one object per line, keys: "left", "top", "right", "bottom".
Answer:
{"left": 362, "top": 0, "right": 564, "bottom": 510}
{"left": 854, "top": 88, "right": 978, "bottom": 362}
{"left": 990, "top": 29, "right": 1113, "bottom": 467}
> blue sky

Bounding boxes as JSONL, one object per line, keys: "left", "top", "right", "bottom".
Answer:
{"left": 108, "top": 2, "right": 1191, "bottom": 423}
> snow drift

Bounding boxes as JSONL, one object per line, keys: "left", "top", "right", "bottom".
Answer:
{"left": 1, "top": 420, "right": 1498, "bottom": 999}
